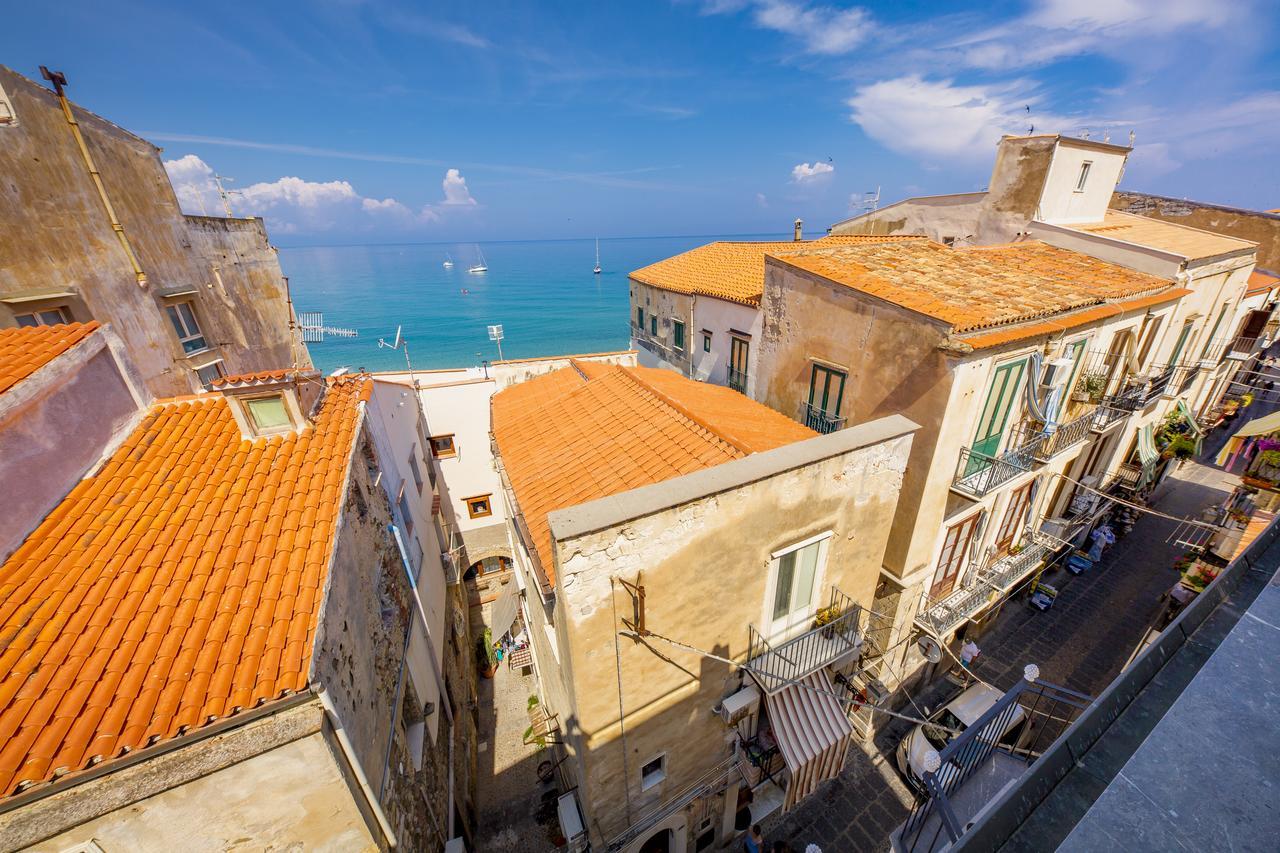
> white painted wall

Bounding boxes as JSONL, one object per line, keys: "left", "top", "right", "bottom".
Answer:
{"left": 1037, "top": 142, "right": 1127, "bottom": 224}
{"left": 691, "top": 296, "right": 763, "bottom": 393}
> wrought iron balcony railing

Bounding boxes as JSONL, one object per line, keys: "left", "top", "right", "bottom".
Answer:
{"left": 1090, "top": 403, "right": 1130, "bottom": 432}
{"left": 979, "top": 532, "right": 1063, "bottom": 592}
{"left": 727, "top": 366, "right": 749, "bottom": 394}
{"left": 803, "top": 403, "right": 845, "bottom": 434}
{"left": 952, "top": 442, "right": 1037, "bottom": 499}
{"left": 746, "top": 587, "right": 862, "bottom": 693}
{"left": 1174, "top": 363, "right": 1200, "bottom": 395}
{"left": 1032, "top": 411, "right": 1093, "bottom": 461}
{"left": 1141, "top": 364, "right": 1176, "bottom": 404}
{"left": 1106, "top": 462, "right": 1143, "bottom": 492}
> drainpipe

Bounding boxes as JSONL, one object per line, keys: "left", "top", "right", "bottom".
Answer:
{"left": 390, "top": 523, "right": 457, "bottom": 842}
{"left": 316, "top": 687, "right": 400, "bottom": 848}
{"left": 39, "top": 67, "right": 148, "bottom": 288}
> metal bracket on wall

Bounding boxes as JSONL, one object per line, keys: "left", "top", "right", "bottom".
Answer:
{"left": 618, "top": 572, "right": 647, "bottom": 639}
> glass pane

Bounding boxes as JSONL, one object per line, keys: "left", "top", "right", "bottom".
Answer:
{"left": 15, "top": 314, "right": 38, "bottom": 328}
{"left": 166, "top": 305, "right": 186, "bottom": 338}
{"left": 772, "top": 551, "right": 795, "bottom": 620}
{"left": 181, "top": 335, "right": 207, "bottom": 354}
{"left": 246, "top": 396, "right": 290, "bottom": 431}
{"left": 178, "top": 302, "right": 200, "bottom": 334}
{"left": 38, "top": 309, "right": 66, "bottom": 325}
{"left": 792, "top": 542, "right": 819, "bottom": 611}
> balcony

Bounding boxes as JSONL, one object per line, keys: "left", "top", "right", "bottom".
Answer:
{"left": 1228, "top": 336, "right": 1262, "bottom": 359}
{"left": 1106, "top": 462, "right": 1143, "bottom": 492}
{"left": 803, "top": 403, "right": 845, "bottom": 435}
{"left": 727, "top": 366, "right": 749, "bottom": 394}
{"left": 980, "top": 532, "right": 1063, "bottom": 592}
{"left": 1090, "top": 403, "right": 1130, "bottom": 432}
{"left": 1141, "top": 365, "right": 1175, "bottom": 404}
{"left": 952, "top": 443, "right": 1037, "bottom": 499}
{"left": 746, "top": 587, "right": 863, "bottom": 693}
{"left": 1032, "top": 411, "right": 1094, "bottom": 461}
{"left": 1173, "top": 363, "right": 1200, "bottom": 395}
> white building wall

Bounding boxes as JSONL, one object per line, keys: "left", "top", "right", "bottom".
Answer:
{"left": 690, "top": 296, "right": 762, "bottom": 391}
{"left": 1037, "top": 143, "right": 1127, "bottom": 224}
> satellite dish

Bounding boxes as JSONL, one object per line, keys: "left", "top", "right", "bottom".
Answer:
{"left": 917, "top": 635, "right": 942, "bottom": 663}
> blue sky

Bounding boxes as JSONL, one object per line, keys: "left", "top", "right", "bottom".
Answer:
{"left": 5, "top": 0, "right": 1279, "bottom": 244}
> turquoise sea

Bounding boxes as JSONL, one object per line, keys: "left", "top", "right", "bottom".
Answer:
{"left": 281, "top": 235, "right": 773, "bottom": 373}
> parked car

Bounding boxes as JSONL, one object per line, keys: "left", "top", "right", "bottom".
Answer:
{"left": 895, "top": 682, "right": 1027, "bottom": 791}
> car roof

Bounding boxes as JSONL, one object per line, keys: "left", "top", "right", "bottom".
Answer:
{"left": 943, "top": 683, "right": 1004, "bottom": 726}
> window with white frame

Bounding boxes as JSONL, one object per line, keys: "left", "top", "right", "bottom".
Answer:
{"left": 244, "top": 394, "right": 291, "bottom": 433}
{"left": 165, "top": 301, "right": 208, "bottom": 354}
{"left": 1074, "top": 161, "right": 1092, "bottom": 192}
{"left": 195, "top": 360, "right": 225, "bottom": 389}
{"left": 767, "top": 533, "right": 831, "bottom": 639}
{"left": 640, "top": 754, "right": 667, "bottom": 790}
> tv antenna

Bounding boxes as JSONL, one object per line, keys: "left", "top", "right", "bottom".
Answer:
{"left": 212, "top": 174, "right": 242, "bottom": 218}
{"left": 379, "top": 325, "right": 422, "bottom": 389}
{"left": 297, "top": 311, "right": 358, "bottom": 343}
{"left": 854, "top": 186, "right": 881, "bottom": 214}
{"left": 488, "top": 324, "right": 505, "bottom": 361}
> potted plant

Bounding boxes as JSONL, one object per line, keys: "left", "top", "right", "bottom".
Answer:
{"left": 1168, "top": 436, "right": 1197, "bottom": 461}
{"left": 477, "top": 627, "right": 498, "bottom": 678}
{"left": 1074, "top": 373, "right": 1106, "bottom": 403}
{"left": 1241, "top": 392, "right": 1255, "bottom": 408}
{"left": 813, "top": 605, "right": 841, "bottom": 637}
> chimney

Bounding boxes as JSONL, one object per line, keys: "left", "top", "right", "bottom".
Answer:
{"left": 793, "top": 218, "right": 803, "bottom": 241}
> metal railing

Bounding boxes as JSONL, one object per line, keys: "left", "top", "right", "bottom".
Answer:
{"left": 1204, "top": 335, "right": 1262, "bottom": 362}
{"left": 1090, "top": 403, "right": 1129, "bottom": 432}
{"left": 952, "top": 443, "right": 1037, "bottom": 499}
{"left": 1106, "top": 462, "right": 1142, "bottom": 492}
{"left": 1141, "top": 364, "right": 1175, "bottom": 404}
{"left": 605, "top": 752, "right": 741, "bottom": 852}
{"left": 979, "top": 531, "right": 1063, "bottom": 592}
{"left": 746, "top": 587, "right": 862, "bottom": 693}
{"left": 727, "top": 366, "right": 749, "bottom": 394}
{"left": 803, "top": 403, "right": 845, "bottom": 434}
{"left": 1031, "top": 410, "right": 1093, "bottom": 460}
{"left": 1174, "top": 363, "right": 1200, "bottom": 395}
{"left": 896, "top": 674, "right": 1093, "bottom": 853}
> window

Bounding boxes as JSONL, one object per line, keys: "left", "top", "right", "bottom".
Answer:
{"left": 768, "top": 533, "right": 830, "bottom": 637}
{"left": 14, "top": 306, "right": 70, "bottom": 327}
{"left": 636, "top": 307, "right": 644, "bottom": 329}
{"left": 195, "top": 360, "right": 226, "bottom": 389}
{"left": 640, "top": 754, "right": 667, "bottom": 791}
{"left": 1064, "top": 338, "right": 1087, "bottom": 394}
{"left": 702, "top": 332, "right": 711, "bottom": 353}
{"left": 1075, "top": 161, "right": 1092, "bottom": 192}
{"left": 0, "top": 83, "right": 14, "bottom": 125}
{"left": 931, "top": 512, "right": 982, "bottom": 599}
{"left": 807, "top": 363, "right": 845, "bottom": 417}
{"left": 244, "top": 395, "right": 291, "bottom": 432}
{"left": 673, "top": 320, "right": 685, "bottom": 351}
{"left": 429, "top": 434, "right": 457, "bottom": 458}
{"left": 650, "top": 315, "right": 657, "bottom": 336}
{"left": 398, "top": 487, "right": 415, "bottom": 536}
{"left": 995, "top": 481, "right": 1034, "bottom": 553}
{"left": 1168, "top": 321, "right": 1194, "bottom": 366}
{"left": 971, "top": 360, "right": 1025, "bottom": 460}
{"left": 408, "top": 449, "right": 424, "bottom": 494}
{"left": 1135, "top": 315, "right": 1163, "bottom": 367}
{"left": 165, "top": 301, "right": 208, "bottom": 354}
{"left": 1201, "top": 304, "right": 1230, "bottom": 358}
{"left": 465, "top": 494, "right": 493, "bottom": 519}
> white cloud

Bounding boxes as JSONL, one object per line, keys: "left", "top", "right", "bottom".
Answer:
{"left": 847, "top": 76, "right": 1087, "bottom": 162}
{"left": 791, "top": 161, "right": 835, "bottom": 182}
{"left": 756, "top": 192, "right": 769, "bottom": 208}
{"left": 441, "top": 168, "right": 476, "bottom": 205}
{"left": 163, "top": 155, "right": 474, "bottom": 234}
{"left": 703, "top": 0, "right": 871, "bottom": 55}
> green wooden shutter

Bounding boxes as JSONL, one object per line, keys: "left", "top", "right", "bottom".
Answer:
{"left": 972, "top": 361, "right": 1026, "bottom": 459}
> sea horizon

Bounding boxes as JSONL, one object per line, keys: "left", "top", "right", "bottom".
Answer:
{"left": 282, "top": 232, "right": 787, "bottom": 374}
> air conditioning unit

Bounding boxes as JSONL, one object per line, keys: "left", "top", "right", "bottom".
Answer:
{"left": 862, "top": 677, "right": 890, "bottom": 705}
{"left": 715, "top": 684, "right": 761, "bottom": 726}
{"left": 1040, "top": 357, "right": 1075, "bottom": 389}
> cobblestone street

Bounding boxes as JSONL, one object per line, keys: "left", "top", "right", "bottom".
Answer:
{"left": 764, "top": 451, "right": 1241, "bottom": 852}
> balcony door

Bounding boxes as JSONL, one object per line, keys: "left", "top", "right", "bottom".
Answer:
{"left": 995, "top": 481, "right": 1034, "bottom": 554}
{"left": 730, "top": 336, "right": 750, "bottom": 390}
{"left": 808, "top": 363, "right": 846, "bottom": 417}
{"left": 767, "top": 534, "right": 829, "bottom": 640}
{"left": 931, "top": 512, "right": 982, "bottom": 599}
{"left": 968, "top": 361, "right": 1025, "bottom": 474}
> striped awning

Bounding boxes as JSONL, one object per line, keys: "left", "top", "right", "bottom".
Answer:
{"left": 1137, "top": 424, "right": 1160, "bottom": 486}
{"left": 762, "top": 669, "right": 853, "bottom": 810}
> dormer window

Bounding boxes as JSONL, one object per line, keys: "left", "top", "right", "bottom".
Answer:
{"left": 245, "top": 394, "right": 291, "bottom": 433}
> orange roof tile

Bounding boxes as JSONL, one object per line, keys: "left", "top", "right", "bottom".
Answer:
{"left": 210, "top": 368, "right": 305, "bottom": 387}
{"left": 0, "top": 323, "right": 100, "bottom": 396}
{"left": 629, "top": 235, "right": 926, "bottom": 306}
{"left": 0, "top": 374, "right": 369, "bottom": 798}
{"left": 1246, "top": 270, "right": 1280, "bottom": 297}
{"left": 1066, "top": 210, "right": 1255, "bottom": 261}
{"left": 956, "top": 288, "right": 1193, "bottom": 350}
{"left": 492, "top": 363, "right": 814, "bottom": 585}
{"left": 771, "top": 240, "right": 1173, "bottom": 334}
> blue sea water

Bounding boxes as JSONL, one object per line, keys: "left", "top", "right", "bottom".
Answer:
{"left": 280, "top": 235, "right": 773, "bottom": 373}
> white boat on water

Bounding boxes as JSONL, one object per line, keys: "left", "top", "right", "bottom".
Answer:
{"left": 468, "top": 248, "right": 488, "bottom": 274}
{"left": 594, "top": 238, "right": 602, "bottom": 274}
{"left": 443, "top": 253, "right": 454, "bottom": 268}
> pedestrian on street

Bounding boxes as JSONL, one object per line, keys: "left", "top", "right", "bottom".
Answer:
{"left": 745, "top": 824, "right": 764, "bottom": 853}
{"left": 960, "top": 639, "right": 981, "bottom": 677}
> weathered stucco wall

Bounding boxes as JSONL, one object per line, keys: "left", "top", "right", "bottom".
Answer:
{"left": 25, "top": 730, "right": 378, "bottom": 853}
{"left": 0, "top": 67, "right": 303, "bottom": 398}
{"left": 1112, "top": 191, "right": 1280, "bottom": 272}
{"left": 491, "top": 350, "right": 637, "bottom": 389}
{"left": 0, "top": 330, "right": 141, "bottom": 562}
{"left": 549, "top": 432, "right": 914, "bottom": 843}
{"left": 756, "top": 261, "right": 955, "bottom": 576}
{"left": 630, "top": 281, "right": 694, "bottom": 373}
{"left": 828, "top": 193, "right": 989, "bottom": 244}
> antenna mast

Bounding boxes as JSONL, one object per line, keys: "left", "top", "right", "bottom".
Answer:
{"left": 212, "top": 173, "right": 240, "bottom": 218}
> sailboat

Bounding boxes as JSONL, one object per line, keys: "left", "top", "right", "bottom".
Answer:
{"left": 443, "top": 253, "right": 454, "bottom": 269}
{"left": 593, "top": 239, "right": 602, "bottom": 275}
{"left": 468, "top": 248, "right": 488, "bottom": 274}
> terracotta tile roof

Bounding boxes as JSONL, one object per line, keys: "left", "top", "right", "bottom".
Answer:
{"left": 0, "top": 375, "right": 370, "bottom": 798}
{"left": 957, "top": 288, "right": 1193, "bottom": 350}
{"left": 209, "top": 368, "right": 304, "bottom": 388}
{"left": 1245, "top": 270, "right": 1280, "bottom": 297}
{"left": 1066, "top": 211, "right": 1255, "bottom": 261}
{"left": 0, "top": 323, "right": 100, "bottom": 396}
{"left": 629, "top": 235, "right": 925, "bottom": 306}
{"left": 771, "top": 240, "right": 1173, "bottom": 334}
{"left": 492, "top": 363, "right": 814, "bottom": 584}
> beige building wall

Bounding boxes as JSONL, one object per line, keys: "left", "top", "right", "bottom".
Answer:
{"left": 631, "top": 281, "right": 694, "bottom": 373}
{"left": 0, "top": 67, "right": 303, "bottom": 398}
{"left": 1111, "top": 192, "right": 1280, "bottom": 272}
{"left": 531, "top": 425, "right": 915, "bottom": 846}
